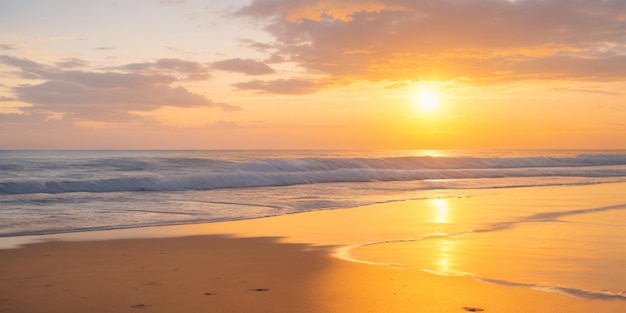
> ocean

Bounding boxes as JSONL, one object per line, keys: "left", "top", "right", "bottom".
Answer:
{"left": 1, "top": 149, "right": 625, "bottom": 237}
{"left": 2, "top": 149, "right": 626, "bottom": 300}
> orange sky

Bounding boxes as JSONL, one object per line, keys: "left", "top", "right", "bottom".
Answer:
{"left": 1, "top": 0, "right": 625, "bottom": 149}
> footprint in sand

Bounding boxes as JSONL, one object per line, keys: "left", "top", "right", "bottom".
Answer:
{"left": 130, "top": 304, "right": 147, "bottom": 309}
{"left": 463, "top": 307, "right": 484, "bottom": 312}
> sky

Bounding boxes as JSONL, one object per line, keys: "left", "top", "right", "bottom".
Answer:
{"left": 1, "top": 0, "right": 625, "bottom": 150}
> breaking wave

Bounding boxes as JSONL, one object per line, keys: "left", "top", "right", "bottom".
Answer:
{"left": 2, "top": 153, "right": 626, "bottom": 195}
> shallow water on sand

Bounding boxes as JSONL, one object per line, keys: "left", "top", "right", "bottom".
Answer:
{"left": 348, "top": 183, "right": 626, "bottom": 300}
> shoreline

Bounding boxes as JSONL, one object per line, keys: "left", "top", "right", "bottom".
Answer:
{"left": 2, "top": 183, "right": 626, "bottom": 312}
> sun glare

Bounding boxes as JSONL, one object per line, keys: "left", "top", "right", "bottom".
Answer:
{"left": 416, "top": 90, "right": 440, "bottom": 111}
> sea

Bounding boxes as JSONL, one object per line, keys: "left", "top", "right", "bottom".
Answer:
{"left": 2, "top": 149, "right": 625, "bottom": 237}
{"left": 2, "top": 149, "right": 626, "bottom": 300}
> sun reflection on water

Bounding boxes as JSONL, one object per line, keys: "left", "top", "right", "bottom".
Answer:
{"left": 436, "top": 239, "right": 457, "bottom": 274}
{"left": 430, "top": 198, "right": 450, "bottom": 223}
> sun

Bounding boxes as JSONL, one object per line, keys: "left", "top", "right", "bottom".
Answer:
{"left": 416, "top": 90, "right": 440, "bottom": 111}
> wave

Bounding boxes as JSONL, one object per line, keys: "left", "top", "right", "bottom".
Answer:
{"left": 2, "top": 154, "right": 626, "bottom": 195}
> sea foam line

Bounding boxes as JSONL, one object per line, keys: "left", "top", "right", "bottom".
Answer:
{"left": 476, "top": 277, "right": 626, "bottom": 300}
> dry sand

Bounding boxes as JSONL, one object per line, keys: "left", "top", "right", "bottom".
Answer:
{"left": 2, "top": 235, "right": 623, "bottom": 313}
{"left": 2, "top": 183, "right": 626, "bottom": 312}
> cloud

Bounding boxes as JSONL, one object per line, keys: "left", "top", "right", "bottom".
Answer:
{"left": 55, "top": 57, "right": 88, "bottom": 69}
{"left": 119, "top": 58, "right": 212, "bottom": 80}
{"left": 93, "top": 46, "right": 116, "bottom": 51}
{"left": 384, "top": 81, "right": 409, "bottom": 89}
{"left": 0, "top": 96, "right": 17, "bottom": 102}
{"left": 0, "top": 44, "right": 18, "bottom": 50}
{"left": 235, "top": 0, "right": 626, "bottom": 85}
{"left": 239, "top": 38, "right": 276, "bottom": 52}
{"left": 553, "top": 87, "right": 624, "bottom": 96}
{"left": 0, "top": 55, "right": 238, "bottom": 121}
{"left": 211, "top": 58, "right": 276, "bottom": 75}
{"left": 0, "top": 112, "right": 42, "bottom": 124}
{"left": 0, "top": 55, "right": 57, "bottom": 79}
{"left": 234, "top": 78, "right": 326, "bottom": 94}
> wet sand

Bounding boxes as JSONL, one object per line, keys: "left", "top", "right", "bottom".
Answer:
{"left": 2, "top": 183, "right": 626, "bottom": 312}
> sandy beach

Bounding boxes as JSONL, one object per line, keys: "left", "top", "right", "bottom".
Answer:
{"left": 2, "top": 183, "right": 626, "bottom": 312}
{"left": 3, "top": 0, "right": 626, "bottom": 310}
